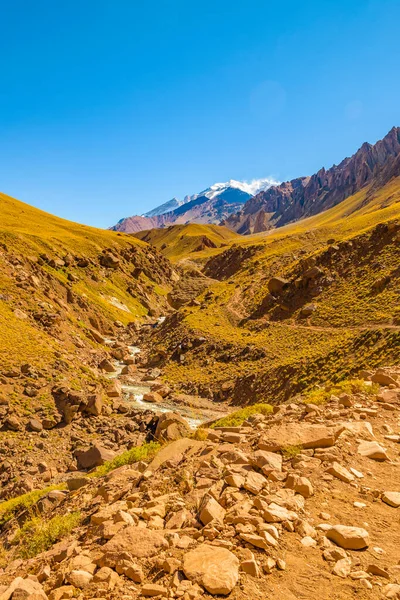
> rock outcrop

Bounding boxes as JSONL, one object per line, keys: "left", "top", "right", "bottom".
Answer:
{"left": 224, "top": 127, "right": 400, "bottom": 234}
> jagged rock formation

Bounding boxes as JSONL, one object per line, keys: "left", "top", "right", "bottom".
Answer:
{"left": 224, "top": 127, "right": 400, "bottom": 234}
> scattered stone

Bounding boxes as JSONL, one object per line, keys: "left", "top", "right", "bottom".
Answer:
{"left": 358, "top": 441, "right": 389, "bottom": 461}
{"left": 199, "top": 495, "right": 225, "bottom": 525}
{"left": 259, "top": 423, "right": 342, "bottom": 451}
{"left": 382, "top": 491, "right": 400, "bottom": 508}
{"left": 327, "top": 525, "right": 369, "bottom": 550}
{"left": 76, "top": 444, "right": 116, "bottom": 470}
{"left": 183, "top": 544, "right": 239, "bottom": 595}
{"left": 326, "top": 462, "right": 355, "bottom": 483}
{"left": 333, "top": 557, "right": 352, "bottom": 578}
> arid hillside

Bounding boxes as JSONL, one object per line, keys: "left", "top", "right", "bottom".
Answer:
{"left": 141, "top": 175, "right": 400, "bottom": 404}
{"left": 134, "top": 223, "right": 241, "bottom": 263}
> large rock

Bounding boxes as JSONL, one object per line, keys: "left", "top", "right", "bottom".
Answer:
{"left": 0, "top": 577, "right": 48, "bottom": 599}
{"left": 183, "top": 544, "right": 239, "bottom": 595}
{"left": 357, "top": 441, "right": 389, "bottom": 461}
{"left": 371, "top": 370, "right": 398, "bottom": 386}
{"left": 154, "top": 412, "right": 191, "bottom": 442}
{"left": 99, "top": 526, "right": 168, "bottom": 567}
{"left": 267, "top": 277, "right": 289, "bottom": 294}
{"left": 84, "top": 393, "right": 103, "bottom": 416}
{"left": 252, "top": 450, "right": 282, "bottom": 473}
{"left": 199, "top": 496, "right": 225, "bottom": 525}
{"left": 382, "top": 491, "right": 400, "bottom": 508}
{"left": 75, "top": 444, "right": 116, "bottom": 470}
{"left": 327, "top": 525, "right": 369, "bottom": 550}
{"left": 259, "top": 423, "right": 342, "bottom": 451}
{"left": 339, "top": 421, "right": 375, "bottom": 440}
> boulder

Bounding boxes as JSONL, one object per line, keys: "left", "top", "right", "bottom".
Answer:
{"left": 143, "top": 391, "right": 164, "bottom": 404}
{"left": 183, "top": 544, "right": 239, "bottom": 595}
{"left": 154, "top": 412, "right": 191, "bottom": 442}
{"left": 65, "top": 570, "right": 93, "bottom": 589}
{"left": 99, "top": 526, "right": 167, "bottom": 566}
{"left": 267, "top": 277, "right": 289, "bottom": 294}
{"left": 28, "top": 418, "right": 43, "bottom": 432}
{"left": 99, "top": 359, "right": 116, "bottom": 373}
{"left": 5, "top": 416, "right": 21, "bottom": 431}
{"left": 326, "top": 462, "right": 355, "bottom": 484}
{"left": 333, "top": 557, "right": 352, "bottom": 578}
{"left": 84, "top": 393, "right": 103, "bottom": 416}
{"left": 107, "top": 380, "right": 122, "bottom": 397}
{"left": 252, "top": 450, "right": 282, "bottom": 473}
{"left": 382, "top": 491, "right": 400, "bottom": 508}
{"left": 371, "top": 370, "right": 398, "bottom": 386}
{"left": 141, "top": 584, "right": 168, "bottom": 597}
{"left": 259, "top": 423, "right": 342, "bottom": 451}
{"left": 339, "top": 421, "right": 375, "bottom": 440}
{"left": 75, "top": 444, "right": 116, "bottom": 470}
{"left": 357, "top": 441, "right": 389, "bottom": 461}
{"left": 0, "top": 577, "right": 47, "bottom": 599}
{"left": 199, "top": 495, "right": 225, "bottom": 525}
{"left": 327, "top": 525, "right": 369, "bottom": 550}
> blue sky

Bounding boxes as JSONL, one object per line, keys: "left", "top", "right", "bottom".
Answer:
{"left": 1, "top": 0, "right": 399, "bottom": 228}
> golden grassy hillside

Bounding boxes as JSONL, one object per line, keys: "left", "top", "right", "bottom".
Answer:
{"left": 145, "top": 178, "right": 400, "bottom": 404}
{"left": 133, "top": 223, "right": 241, "bottom": 262}
{"left": 0, "top": 192, "right": 173, "bottom": 372}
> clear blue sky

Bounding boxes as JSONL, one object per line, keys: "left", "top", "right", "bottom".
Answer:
{"left": 1, "top": 0, "right": 399, "bottom": 228}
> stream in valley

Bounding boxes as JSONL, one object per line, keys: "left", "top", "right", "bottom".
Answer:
{"left": 105, "top": 341, "right": 225, "bottom": 428}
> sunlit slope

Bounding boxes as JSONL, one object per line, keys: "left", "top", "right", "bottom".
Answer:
{"left": 133, "top": 223, "right": 241, "bottom": 262}
{"left": 0, "top": 192, "right": 173, "bottom": 371}
{"left": 0, "top": 192, "right": 148, "bottom": 256}
{"left": 147, "top": 178, "right": 400, "bottom": 404}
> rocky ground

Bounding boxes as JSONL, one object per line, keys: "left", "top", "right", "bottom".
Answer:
{"left": 0, "top": 366, "right": 399, "bottom": 599}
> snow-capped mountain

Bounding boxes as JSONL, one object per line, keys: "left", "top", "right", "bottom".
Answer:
{"left": 110, "top": 177, "right": 279, "bottom": 233}
{"left": 186, "top": 178, "right": 279, "bottom": 202}
{"left": 143, "top": 197, "right": 184, "bottom": 218}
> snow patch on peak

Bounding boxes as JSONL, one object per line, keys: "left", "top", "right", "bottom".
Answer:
{"left": 193, "top": 178, "right": 279, "bottom": 200}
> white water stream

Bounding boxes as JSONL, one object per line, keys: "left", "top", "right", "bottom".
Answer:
{"left": 104, "top": 341, "right": 212, "bottom": 427}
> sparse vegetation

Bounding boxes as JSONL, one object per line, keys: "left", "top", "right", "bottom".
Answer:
{"left": 281, "top": 444, "right": 303, "bottom": 459}
{"left": 0, "top": 484, "right": 66, "bottom": 526}
{"left": 90, "top": 441, "right": 161, "bottom": 478}
{"left": 211, "top": 403, "right": 274, "bottom": 428}
{"left": 13, "top": 512, "right": 81, "bottom": 558}
{"left": 303, "top": 379, "right": 381, "bottom": 405}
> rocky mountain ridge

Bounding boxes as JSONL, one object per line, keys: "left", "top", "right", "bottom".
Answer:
{"left": 224, "top": 127, "right": 400, "bottom": 234}
{"left": 111, "top": 179, "right": 278, "bottom": 234}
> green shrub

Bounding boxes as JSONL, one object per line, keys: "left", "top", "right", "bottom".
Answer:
{"left": 0, "top": 484, "right": 66, "bottom": 525}
{"left": 303, "top": 378, "right": 380, "bottom": 405}
{"left": 282, "top": 444, "right": 302, "bottom": 459}
{"left": 211, "top": 403, "right": 273, "bottom": 428}
{"left": 90, "top": 441, "right": 161, "bottom": 478}
{"left": 14, "top": 511, "right": 81, "bottom": 558}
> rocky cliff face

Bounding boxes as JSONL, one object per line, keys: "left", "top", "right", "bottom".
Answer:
{"left": 224, "top": 127, "right": 400, "bottom": 234}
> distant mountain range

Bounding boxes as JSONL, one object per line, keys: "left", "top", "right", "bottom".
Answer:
{"left": 224, "top": 126, "right": 400, "bottom": 234}
{"left": 110, "top": 178, "right": 279, "bottom": 233}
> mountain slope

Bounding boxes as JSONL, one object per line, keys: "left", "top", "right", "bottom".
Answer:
{"left": 140, "top": 173, "right": 400, "bottom": 405}
{"left": 111, "top": 178, "right": 278, "bottom": 233}
{"left": 224, "top": 126, "right": 400, "bottom": 234}
{"left": 143, "top": 197, "right": 183, "bottom": 217}
{"left": 134, "top": 223, "right": 241, "bottom": 262}
{"left": 0, "top": 190, "right": 175, "bottom": 377}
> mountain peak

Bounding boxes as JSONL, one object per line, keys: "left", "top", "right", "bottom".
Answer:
{"left": 224, "top": 126, "right": 400, "bottom": 234}
{"left": 111, "top": 177, "right": 280, "bottom": 233}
